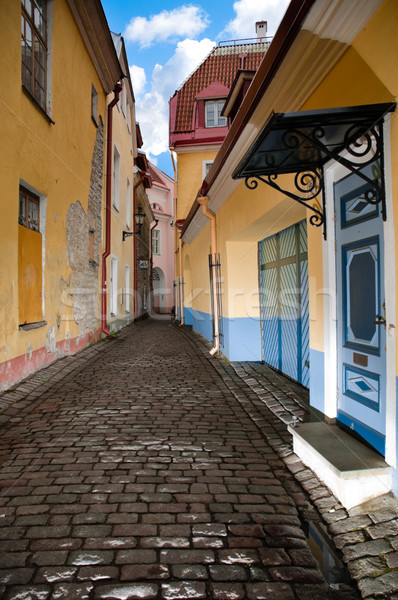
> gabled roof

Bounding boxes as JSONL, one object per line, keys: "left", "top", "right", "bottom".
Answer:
{"left": 170, "top": 43, "right": 268, "bottom": 134}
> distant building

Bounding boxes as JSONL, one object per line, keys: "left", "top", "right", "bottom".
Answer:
{"left": 147, "top": 163, "right": 175, "bottom": 314}
{"left": 169, "top": 29, "right": 270, "bottom": 325}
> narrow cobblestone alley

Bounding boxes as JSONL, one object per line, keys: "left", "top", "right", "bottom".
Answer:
{"left": 0, "top": 319, "right": 367, "bottom": 599}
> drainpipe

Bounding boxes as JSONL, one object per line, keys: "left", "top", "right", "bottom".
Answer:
{"left": 170, "top": 148, "right": 178, "bottom": 320}
{"left": 178, "top": 232, "right": 184, "bottom": 326}
{"left": 133, "top": 172, "right": 146, "bottom": 321}
{"left": 101, "top": 82, "right": 123, "bottom": 336}
{"left": 197, "top": 196, "right": 219, "bottom": 355}
{"left": 150, "top": 219, "right": 159, "bottom": 310}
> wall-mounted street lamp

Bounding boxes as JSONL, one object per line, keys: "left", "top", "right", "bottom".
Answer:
{"left": 122, "top": 205, "right": 145, "bottom": 241}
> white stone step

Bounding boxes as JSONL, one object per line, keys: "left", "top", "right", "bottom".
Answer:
{"left": 288, "top": 422, "right": 392, "bottom": 509}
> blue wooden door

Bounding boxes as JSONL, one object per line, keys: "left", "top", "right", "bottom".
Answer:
{"left": 259, "top": 221, "right": 309, "bottom": 386}
{"left": 335, "top": 162, "right": 386, "bottom": 455}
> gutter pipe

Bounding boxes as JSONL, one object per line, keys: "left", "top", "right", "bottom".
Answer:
{"left": 170, "top": 148, "right": 178, "bottom": 320}
{"left": 101, "top": 82, "right": 123, "bottom": 336}
{"left": 197, "top": 196, "right": 219, "bottom": 355}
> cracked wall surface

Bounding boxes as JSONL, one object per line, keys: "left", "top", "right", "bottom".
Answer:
{"left": 66, "top": 118, "right": 104, "bottom": 334}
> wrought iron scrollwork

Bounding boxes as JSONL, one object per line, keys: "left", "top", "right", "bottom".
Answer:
{"left": 245, "top": 168, "right": 326, "bottom": 236}
{"left": 243, "top": 121, "right": 386, "bottom": 237}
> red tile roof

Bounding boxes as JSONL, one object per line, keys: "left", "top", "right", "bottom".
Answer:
{"left": 171, "top": 43, "right": 268, "bottom": 133}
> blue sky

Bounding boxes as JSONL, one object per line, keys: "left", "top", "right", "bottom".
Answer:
{"left": 101, "top": 0, "right": 290, "bottom": 177}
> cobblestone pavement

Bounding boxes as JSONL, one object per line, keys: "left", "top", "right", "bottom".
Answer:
{"left": 0, "top": 319, "right": 396, "bottom": 599}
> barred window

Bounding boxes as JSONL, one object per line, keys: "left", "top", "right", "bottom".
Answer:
{"left": 19, "top": 186, "right": 40, "bottom": 232}
{"left": 21, "top": 0, "right": 47, "bottom": 109}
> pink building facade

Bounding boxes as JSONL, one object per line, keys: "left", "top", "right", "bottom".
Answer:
{"left": 147, "top": 163, "right": 175, "bottom": 314}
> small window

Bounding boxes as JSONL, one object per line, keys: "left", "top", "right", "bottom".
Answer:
{"left": 203, "top": 160, "right": 213, "bottom": 179}
{"left": 152, "top": 229, "right": 160, "bottom": 256}
{"left": 19, "top": 187, "right": 40, "bottom": 231}
{"left": 21, "top": 0, "right": 47, "bottom": 110}
{"left": 91, "top": 84, "right": 98, "bottom": 125}
{"left": 205, "top": 100, "right": 227, "bottom": 128}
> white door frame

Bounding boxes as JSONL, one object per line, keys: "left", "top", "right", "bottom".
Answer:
{"left": 322, "top": 116, "right": 396, "bottom": 465}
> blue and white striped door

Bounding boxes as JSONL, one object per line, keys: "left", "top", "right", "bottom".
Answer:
{"left": 259, "top": 221, "right": 309, "bottom": 386}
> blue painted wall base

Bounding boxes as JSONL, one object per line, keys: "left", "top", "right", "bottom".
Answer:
{"left": 184, "top": 307, "right": 261, "bottom": 361}
{"left": 309, "top": 348, "right": 325, "bottom": 414}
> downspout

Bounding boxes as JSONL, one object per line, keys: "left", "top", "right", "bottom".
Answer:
{"left": 101, "top": 82, "right": 122, "bottom": 336}
{"left": 133, "top": 172, "right": 146, "bottom": 321}
{"left": 178, "top": 231, "right": 184, "bottom": 326}
{"left": 170, "top": 148, "right": 178, "bottom": 320}
{"left": 150, "top": 219, "right": 159, "bottom": 311}
{"left": 197, "top": 196, "right": 219, "bottom": 355}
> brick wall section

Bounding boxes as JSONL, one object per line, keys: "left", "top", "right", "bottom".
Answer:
{"left": 66, "top": 119, "right": 104, "bottom": 333}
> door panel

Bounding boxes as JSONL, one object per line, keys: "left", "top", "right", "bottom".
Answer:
{"left": 259, "top": 220, "right": 309, "bottom": 386}
{"left": 335, "top": 162, "right": 386, "bottom": 454}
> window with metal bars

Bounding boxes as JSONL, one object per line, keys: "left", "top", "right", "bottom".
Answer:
{"left": 21, "top": 0, "right": 47, "bottom": 110}
{"left": 19, "top": 186, "right": 40, "bottom": 232}
{"left": 209, "top": 253, "right": 224, "bottom": 348}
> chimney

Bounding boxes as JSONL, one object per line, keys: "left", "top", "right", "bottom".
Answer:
{"left": 255, "top": 21, "right": 267, "bottom": 38}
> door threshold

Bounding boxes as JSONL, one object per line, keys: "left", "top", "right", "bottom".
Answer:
{"left": 288, "top": 421, "right": 392, "bottom": 509}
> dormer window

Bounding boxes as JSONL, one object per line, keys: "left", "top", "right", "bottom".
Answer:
{"left": 205, "top": 100, "right": 227, "bottom": 128}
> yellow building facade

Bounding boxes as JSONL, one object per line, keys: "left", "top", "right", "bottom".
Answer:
{"left": 178, "top": 0, "right": 398, "bottom": 505}
{"left": 0, "top": 0, "right": 122, "bottom": 389}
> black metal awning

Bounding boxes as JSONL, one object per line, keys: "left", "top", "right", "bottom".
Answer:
{"left": 232, "top": 103, "right": 396, "bottom": 237}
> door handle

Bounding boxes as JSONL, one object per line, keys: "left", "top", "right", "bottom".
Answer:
{"left": 374, "top": 300, "right": 386, "bottom": 328}
{"left": 374, "top": 315, "right": 386, "bottom": 326}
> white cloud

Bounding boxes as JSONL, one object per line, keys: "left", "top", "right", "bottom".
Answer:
{"left": 222, "top": 0, "right": 290, "bottom": 40}
{"left": 124, "top": 6, "right": 210, "bottom": 49}
{"left": 133, "top": 38, "right": 215, "bottom": 159}
{"left": 129, "top": 65, "right": 146, "bottom": 97}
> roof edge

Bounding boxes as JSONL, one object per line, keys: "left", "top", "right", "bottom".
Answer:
{"left": 181, "top": 0, "right": 316, "bottom": 237}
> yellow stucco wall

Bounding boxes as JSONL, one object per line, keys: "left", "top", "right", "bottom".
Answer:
{"left": 176, "top": 150, "right": 218, "bottom": 220}
{"left": 0, "top": 1, "right": 109, "bottom": 385}
{"left": 186, "top": 177, "right": 306, "bottom": 318}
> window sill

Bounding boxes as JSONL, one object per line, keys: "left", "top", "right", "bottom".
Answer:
{"left": 22, "top": 86, "right": 54, "bottom": 125}
{"left": 19, "top": 320, "right": 47, "bottom": 331}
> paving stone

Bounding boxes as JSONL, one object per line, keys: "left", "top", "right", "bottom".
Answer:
{"left": 343, "top": 538, "right": 392, "bottom": 561}
{"left": 51, "top": 582, "right": 94, "bottom": 599}
{"left": 68, "top": 550, "right": 114, "bottom": 566}
{"left": 121, "top": 564, "right": 169, "bottom": 580}
{"left": 269, "top": 566, "right": 325, "bottom": 583}
{"left": 31, "top": 551, "right": 68, "bottom": 566}
{"left": 161, "top": 582, "right": 206, "bottom": 599}
{"left": 4, "top": 585, "right": 51, "bottom": 599}
{"left": 172, "top": 565, "right": 208, "bottom": 579}
{"left": 357, "top": 572, "right": 398, "bottom": 597}
{"left": 34, "top": 567, "right": 77, "bottom": 583}
{"left": 246, "top": 582, "right": 295, "bottom": 599}
{"left": 348, "top": 556, "right": 387, "bottom": 580}
{"left": 209, "top": 564, "right": 247, "bottom": 581}
{"left": 367, "top": 519, "right": 398, "bottom": 539}
{"left": 209, "top": 582, "right": 245, "bottom": 599}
